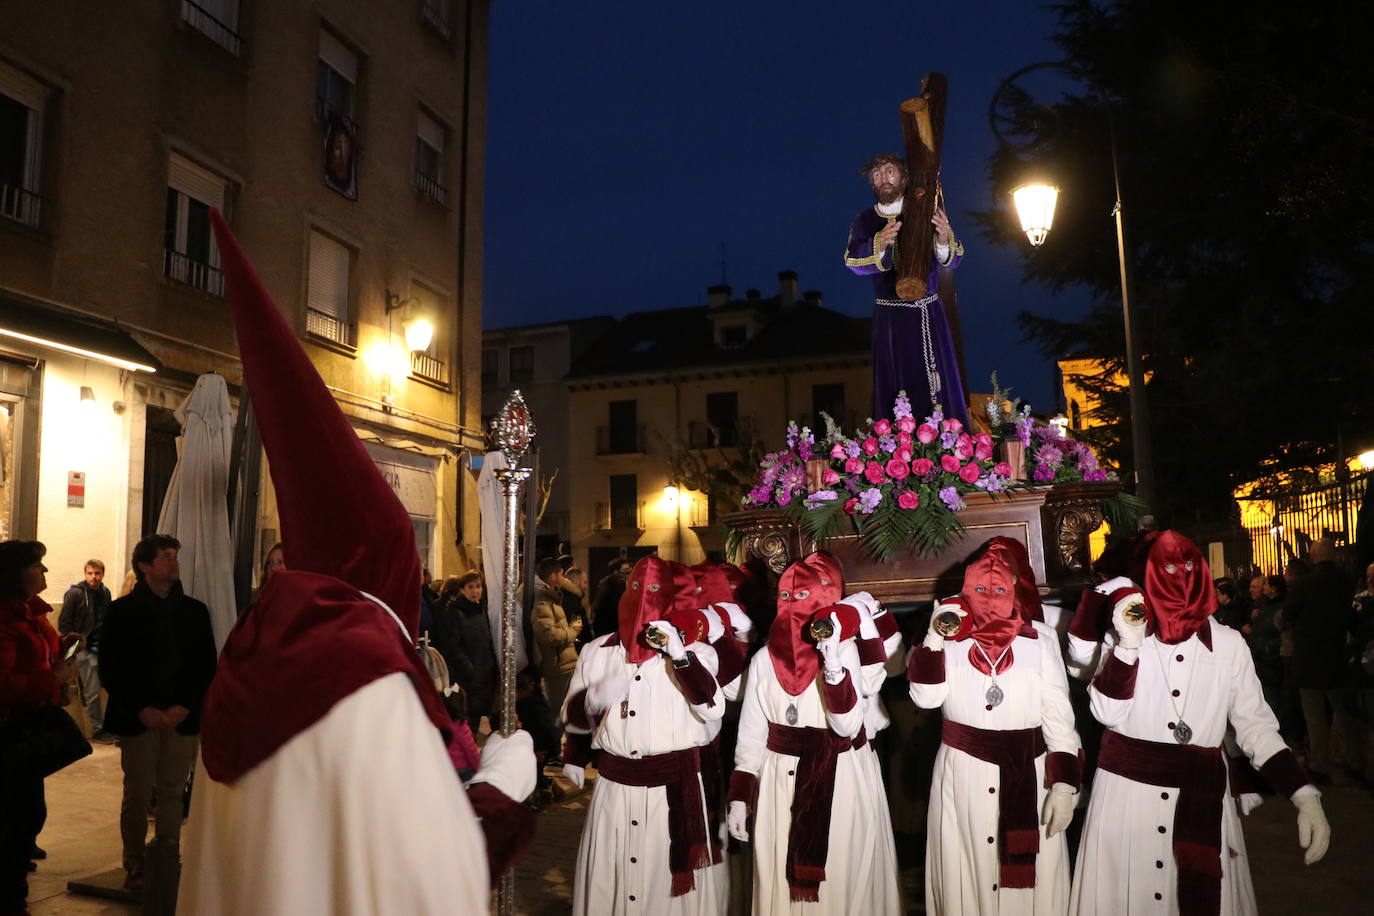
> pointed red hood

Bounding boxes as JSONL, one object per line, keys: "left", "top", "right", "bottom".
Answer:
{"left": 1144, "top": 531, "right": 1216, "bottom": 645}
{"left": 986, "top": 536, "right": 1042, "bottom": 623}
{"left": 691, "top": 561, "right": 733, "bottom": 608}
{"left": 619, "top": 556, "right": 690, "bottom": 663}
{"left": 960, "top": 542, "right": 1032, "bottom": 674}
{"left": 768, "top": 551, "right": 844, "bottom": 696}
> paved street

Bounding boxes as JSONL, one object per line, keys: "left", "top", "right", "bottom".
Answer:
{"left": 27, "top": 742, "right": 1371, "bottom": 914}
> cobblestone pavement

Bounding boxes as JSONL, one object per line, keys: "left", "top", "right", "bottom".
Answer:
{"left": 28, "top": 744, "right": 1371, "bottom": 914}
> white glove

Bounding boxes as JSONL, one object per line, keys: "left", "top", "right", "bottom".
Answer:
{"left": 470, "top": 730, "right": 536, "bottom": 801}
{"left": 727, "top": 799, "right": 750, "bottom": 842}
{"left": 1239, "top": 793, "right": 1264, "bottom": 816}
{"left": 562, "top": 763, "right": 586, "bottom": 789}
{"left": 1095, "top": 575, "right": 1134, "bottom": 595}
{"left": 584, "top": 674, "right": 633, "bottom": 717}
{"left": 701, "top": 607, "right": 726, "bottom": 643}
{"left": 645, "top": 619, "right": 687, "bottom": 660}
{"left": 840, "top": 590, "right": 881, "bottom": 626}
{"left": 1293, "top": 790, "right": 1330, "bottom": 865}
{"left": 924, "top": 598, "right": 967, "bottom": 651}
{"left": 816, "top": 614, "right": 845, "bottom": 683}
{"left": 1112, "top": 600, "right": 1145, "bottom": 650}
{"left": 718, "top": 601, "right": 753, "bottom": 637}
{"left": 1041, "top": 782, "right": 1076, "bottom": 838}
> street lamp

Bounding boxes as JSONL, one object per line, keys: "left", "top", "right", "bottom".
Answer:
{"left": 385, "top": 289, "right": 434, "bottom": 353}
{"left": 990, "top": 61, "right": 1155, "bottom": 516}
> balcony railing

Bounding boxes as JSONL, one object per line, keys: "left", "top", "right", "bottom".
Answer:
{"left": 304, "top": 306, "right": 352, "bottom": 347}
{"left": 181, "top": 0, "right": 245, "bottom": 56}
{"left": 164, "top": 249, "right": 225, "bottom": 297}
{"left": 0, "top": 183, "right": 48, "bottom": 230}
{"left": 414, "top": 169, "right": 448, "bottom": 206}
{"left": 410, "top": 350, "right": 448, "bottom": 385}
{"left": 594, "top": 501, "right": 645, "bottom": 532}
{"left": 688, "top": 420, "right": 741, "bottom": 449}
{"left": 596, "top": 424, "right": 647, "bottom": 455}
{"left": 420, "top": 0, "right": 452, "bottom": 38}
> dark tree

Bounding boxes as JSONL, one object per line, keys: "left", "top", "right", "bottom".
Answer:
{"left": 975, "top": 0, "right": 1374, "bottom": 526}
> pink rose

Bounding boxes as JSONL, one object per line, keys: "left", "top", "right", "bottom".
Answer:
{"left": 873, "top": 418, "right": 892, "bottom": 436}
{"left": 897, "top": 491, "right": 920, "bottom": 509}
{"left": 953, "top": 433, "right": 974, "bottom": 460}
{"left": 994, "top": 461, "right": 1013, "bottom": 477}
{"left": 941, "top": 418, "right": 964, "bottom": 434}
{"left": 829, "top": 442, "right": 847, "bottom": 460}
{"left": 862, "top": 437, "right": 880, "bottom": 456}
{"left": 917, "top": 424, "right": 939, "bottom": 444}
{"left": 822, "top": 468, "right": 840, "bottom": 486}
{"left": 896, "top": 430, "right": 912, "bottom": 447}
{"left": 885, "top": 458, "right": 910, "bottom": 480}
{"left": 897, "top": 416, "right": 917, "bottom": 434}
{"left": 844, "top": 457, "right": 864, "bottom": 474}
{"left": 959, "top": 463, "right": 981, "bottom": 483}
{"left": 940, "top": 454, "right": 961, "bottom": 474}
{"left": 976, "top": 432, "right": 994, "bottom": 449}
{"left": 974, "top": 441, "right": 995, "bottom": 462}
{"left": 912, "top": 458, "right": 935, "bottom": 477}
{"left": 893, "top": 446, "right": 913, "bottom": 463}
{"left": 843, "top": 498, "right": 859, "bottom": 515}
{"left": 864, "top": 462, "right": 887, "bottom": 485}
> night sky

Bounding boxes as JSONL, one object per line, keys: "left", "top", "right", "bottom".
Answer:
{"left": 484, "top": 0, "right": 1096, "bottom": 413}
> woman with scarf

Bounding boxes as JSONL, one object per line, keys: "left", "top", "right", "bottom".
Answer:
{"left": 727, "top": 551, "right": 901, "bottom": 914}
{"left": 908, "top": 539, "right": 1082, "bottom": 915}
{"left": 1071, "top": 531, "right": 1330, "bottom": 915}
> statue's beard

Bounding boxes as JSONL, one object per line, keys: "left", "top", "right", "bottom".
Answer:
{"left": 873, "top": 181, "right": 904, "bottom": 206}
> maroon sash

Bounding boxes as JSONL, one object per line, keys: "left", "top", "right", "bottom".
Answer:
{"left": 1098, "top": 730, "right": 1227, "bottom": 916}
{"left": 699, "top": 734, "right": 724, "bottom": 864}
{"left": 940, "top": 720, "right": 1046, "bottom": 888}
{"left": 765, "top": 722, "right": 867, "bottom": 902}
{"left": 597, "top": 747, "right": 711, "bottom": 896}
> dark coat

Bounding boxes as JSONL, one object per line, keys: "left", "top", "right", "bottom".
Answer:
{"left": 58, "top": 581, "right": 111, "bottom": 653}
{"left": 98, "top": 581, "right": 217, "bottom": 736}
{"left": 1285, "top": 560, "right": 1354, "bottom": 689}
{"left": 591, "top": 573, "right": 627, "bottom": 638}
{"left": 433, "top": 594, "right": 498, "bottom": 718}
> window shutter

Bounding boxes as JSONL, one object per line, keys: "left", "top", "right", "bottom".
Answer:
{"left": 168, "top": 153, "right": 225, "bottom": 209}
{"left": 417, "top": 110, "right": 444, "bottom": 153}
{"left": 308, "top": 231, "right": 350, "bottom": 320}
{"left": 319, "top": 30, "right": 358, "bottom": 83}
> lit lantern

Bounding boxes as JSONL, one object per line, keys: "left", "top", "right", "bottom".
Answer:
{"left": 1011, "top": 183, "right": 1060, "bottom": 247}
{"left": 403, "top": 317, "right": 435, "bottom": 353}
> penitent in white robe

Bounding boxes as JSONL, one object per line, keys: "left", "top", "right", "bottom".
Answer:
{"left": 909, "top": 622, "right": 1081, "bottom": 916}
{"left": 735, "top": 643, "right": 902, "bottom": 915}
{"left": 178, "top": 672, "right": 490, "bottom": 916}
{"left": 567, "top": 636, "right": 725, "bottom": 916}
{"left": 1070, "top": 625, "right": 1289, "bottom": 915}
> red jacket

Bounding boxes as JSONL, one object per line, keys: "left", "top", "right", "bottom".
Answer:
{"left": 0, "top": 595, "right": 62, "bottom": 716}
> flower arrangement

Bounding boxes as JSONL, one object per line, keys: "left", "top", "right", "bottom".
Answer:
{"left": 1027, "top": 425, "right": 1112, "bottom": 483}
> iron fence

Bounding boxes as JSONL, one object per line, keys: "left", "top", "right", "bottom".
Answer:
{"left": 1240, "top": 470, "right": 1369, "bottom": 574}
{"left": 164, "top": 249, "right": 225, "bottom": 297}
{"left": 0, "top": 184, "right": 47, "bottom": 230}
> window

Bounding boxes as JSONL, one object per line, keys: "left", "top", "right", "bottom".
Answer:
{"left": 408, "top": 280, "right": 448, "bottom": 385}
{"left": 414, "top": 109, "right": 447, "bottom": 205}
{"left": 705, "top": 391, "right": 739, "bottom": 447}
{"left": 181, "top": 0, "right": 244, "bottom": 56}
{"left": 306, "top": 229, "right": 352, "bottom": 345}
{"left": 420, "top": 0, "right": 452, "bottom": 38}
{"left": 609, "top": 474, "right": 638, "bottom": 530}
{"left": 316, "top": 30, "right": 357, "bottom": 122}
{"left": 812, "top": 383, "right": 845, "bottom": 431}
{"left": 508, "top": 345, "right": 534, "bottom": 383}
{"left": 606, "top": 400, "right": 639, "bottom": 454}
{"left": 481, "top": 348, "right": 499, "bottom": 385}
{"left": 163, "top": 153, "right": 227, "bottom": 296}
{"left": 718, "top": 324, "right": 747, "bottom": 348}
{"left": 0, "top": 62, "right": 49, "bottom": 229}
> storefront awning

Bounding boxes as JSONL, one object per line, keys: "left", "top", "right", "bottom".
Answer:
{"left": 0, "top": 290, "right": 160, "bottom": 372}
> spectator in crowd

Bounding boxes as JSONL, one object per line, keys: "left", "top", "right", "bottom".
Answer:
{"left": 261, "top": 542, "right": 285, "bottom": 584}
{"left": 1275, "top": 562, "right": 1305, "bottom": 745}
{"left": 532, "top": 558, "right": 580, "bottom": 717}
{"left": 433, "top": 572, "right": 498, "bottom": 733}
{"left": 1348, "top": 561, "right": 1374, "bottom": 782}
{"left": 561, "top": 566, "right": 594, "bottom": 649}
{"left": 1245, "top": 574, "right": 1284, "bottom": 711}
{"left": 59, "top": 559, "right": 112, "bottom": 741}
{"left": 1213, "top": 577, "right": 1246, "bottom": 630}
{"left": 0, "top": 540, "right": 78, "bottom": 916}
{"left": 1284, "top": 538, "right": 1357, "bottom": 782}
{"left": 590, "top": 557, "right": 633, "bottom": 638}
{"left": 99, "top": 534, "right": 217, "bottom": 890}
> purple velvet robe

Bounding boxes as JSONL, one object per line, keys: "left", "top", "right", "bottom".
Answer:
{"left": 845, "top": 205, "right": 968, "bottom": 425}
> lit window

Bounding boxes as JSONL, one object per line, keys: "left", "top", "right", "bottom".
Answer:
{"left": 0, "top": 61, "right": 50, "bottom": 229}
{"left": 164, "top": 153, "right": 229, "bottom": 296}
{"left": 414, "top": 109, "right": 447, "bottom": 205}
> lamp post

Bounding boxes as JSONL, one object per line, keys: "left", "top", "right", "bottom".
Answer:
{"left": 990, "top": 62, "right": 1156, "bottom": 516}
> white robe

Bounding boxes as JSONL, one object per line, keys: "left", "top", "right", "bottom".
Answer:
{"left": 734, "top": 644, "right": 901, "bottom": 915}
{"left": 178, "top": 672, "right": 489, "bottom": 916}
{"left": 567, "top": 637, "right": 725, "bottom": 915}
{"left": 1070, "top": 625, "right": 1287, "bottom": 915}
{"left": 909, "top": 622, "right": 1081, "bottom": 916}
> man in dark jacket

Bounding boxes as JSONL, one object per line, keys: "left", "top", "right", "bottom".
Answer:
{"left": 98, "top": 534, "right": 217, "bottom": 889}
{"left": 1285, "top": 538, "right": 1358, "bottom": 781}
{"left": 58, "top": 559, "right": 111, "bottom": 739}
{"left": 590, "top": 557, "right": 632, "bottom": 638}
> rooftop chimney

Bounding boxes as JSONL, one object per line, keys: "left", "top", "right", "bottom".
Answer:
{"left": 707, "top": 283, "right": 732, "bottom": 308}
{"left": 778, "top": 270, "right": 798, "bottom": 308}
{"left": 803, "top": 289, "right": 823, "bottom": 308}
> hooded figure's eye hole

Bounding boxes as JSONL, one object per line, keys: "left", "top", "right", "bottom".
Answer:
{"left": 795, "top": 589, "right": 810, "bottom": 600}
{"left": 994, "top": 586, "right": 1007, "bottom": 595}
{"left": 778, "top": 589, "right": 791, "bottom": 600}
{"left": 648, "top": 583, "right": 660, "bottom": 593}
{"left": 819, "top": 577, "right": 829, "bottom": 586}
{"left": 975, "top": 585, "right": 987, "bottom": 593}
{"left": 1164, "top": 563, "right": 1178, "bottom": 574}
{"left": 1184, "top": 560, "right": 1195, "bottom": 572}
{"left": 631, "top": 581, "right": 641, "bottom": 590}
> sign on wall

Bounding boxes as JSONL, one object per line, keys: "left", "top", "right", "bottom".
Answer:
{"left": 67, "top": 470, "right": 85, "bottom": 508}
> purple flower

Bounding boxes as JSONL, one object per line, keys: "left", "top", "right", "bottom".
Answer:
{"left": 761, "top": 463, "right": 782, "bottom": 487}
{"left": 746, "top": 486, "right": 771, "bottom": 506}
{"left": 940, "top": 431, "right": 958, "bottom": 450}
{"left": 924, "top": 408, "right": 944, "bottom": 427}
{"left": 893, "top": 391, "right": 913, "bottom": 421}
{"left": 938, "top": 486, "right": 965, "bottom": 511}
{"left": 1033, "top": 463, "right": 1056, "bottom": 482}
{"left": 844, "top": 440, "right": 862, "bottom": 459}
{"left": 976, "top": 474, "right": 1009, "bottom": 494}
{"left": 1084, "top": 468, "right": 1109, "bottom": 482}
{"left": 878, "top": 435, "right": 897, "bottom": 453}
{"left": 858, "top": 488, "right": 883, "bottom": 514}
{"left": 781, "top": 466, "right": 806, "bottom": 492}
{"left": 804, "top": 489, "right": 840, "bottom": 510}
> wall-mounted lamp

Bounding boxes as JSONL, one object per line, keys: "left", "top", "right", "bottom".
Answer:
{"left": 79, "top": 386, "right": 96, "bottom": 411}
{"left": 385, "top": 290, "right": 435, "bottom": 353}
{"left": 663, "top": 485, "right": 679, "bottom": 505}
{"left": 1049, "top": 414, "right": 1069, "bottom": 438}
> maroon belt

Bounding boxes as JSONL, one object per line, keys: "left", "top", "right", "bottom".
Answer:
{"left": 941, "top": 720, "right": 1046, "bottom": 889}
{"left": 597, "top": 747, "right": 710, "bottom": 896}
{"left": 1098, "top": 730, "right": 1227, "bottom": 916}
{"left": 764, "top": 722, "right": 866, "bottom": 902}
